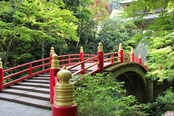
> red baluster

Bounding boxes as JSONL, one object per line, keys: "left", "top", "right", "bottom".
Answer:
{"left": 97, "top": 43, "right": 104, "bottom": 71}
{"left": 0, "top": 58, "right": 3, "bottom": 91}
{"left": 144, "top": 61, "right": 147, "bottom": 69}
{"left": 80, "top": 46, "right": 85, "bottom": 74}
{"left": 50, "top": 54, "right": 59, "bottom": 104}
{"left": 28, "top": 63, "right": 32, "bottom": 77}
{"left": 138, "top": 54, "right": 142, "bottom": 64}
{"left": 118, "top": 43, "right": 123, "bottom": 63}
{"left": 111, "top": 53, "right": 114, "bottom": 63}
{"left": 131, "top": 47, "right": 134, "bottom": 62}
{"left": 68, "top": 56, "right": 70, "bottom": 65}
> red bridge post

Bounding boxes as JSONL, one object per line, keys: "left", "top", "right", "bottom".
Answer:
{"left": 131, "top": 47, "right": 134, "bottom": 62}
{"left": 97, "top": 42, "right": 104, "bottom": 71}
{"left": 144, "top": 61, "right": 147, "bottom": 69}
{"left": 118, "top": 43, "right": 123, "bottom": 63}
{"left": 50, "top": 53, "right": 59, "bottom": 104}
{"left": 52, "top": 67, "right": 77, "bottom": 116}
{"left": 0, "top": 58, "right": 3, "bottom": 91}
{"left": 138, "top": 54, "right": 142, "bottom": 65}
{"left": 111, "top": 53, "right": 114, "bottom": 63}
{"left": 80, "top": 46, "right": 85, "bottom": 74}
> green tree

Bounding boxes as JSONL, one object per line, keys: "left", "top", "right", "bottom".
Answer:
{"left": 124, "top": 0, "right": 174, "bottom": 81}
{"left": 0, "top": 0, "right": 79, "bottom": 68}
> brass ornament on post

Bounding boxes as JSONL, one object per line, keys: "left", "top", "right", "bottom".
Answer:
{"left": 51, "top": 54, "right": 59, "bottom": 69}
{"left": 144, "top": 61, "right": 147, "bottom": 65}
{"left": 50, "top": 47, "right": 55, "bottom": 55}
{"left": 80, "top": 46, "right": 83, "bottom": 53}
{"left": 131, "top": 47, "right": 134, "bottom": 54}
{"left": 54, "top": 66, "right": 75, "bottom": 106}
{"left": 98, "top": 42, "right": 103, "bottom": 52}
{"left": 0, "top": 58, "right": 2, "bottom": 68}
{"left": 139, "top": 54, "right": 141, "bottom": 58}
{"left": 119, "top": 43, "right": 123, "bottom": 51}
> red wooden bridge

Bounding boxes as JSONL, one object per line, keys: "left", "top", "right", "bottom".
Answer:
{"left": 0, "top": 43, "right": 151, "bottom": 115}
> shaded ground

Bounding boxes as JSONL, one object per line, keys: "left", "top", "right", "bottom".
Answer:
{"left": 0, "top": 100, "right": 52, "bottom": 116}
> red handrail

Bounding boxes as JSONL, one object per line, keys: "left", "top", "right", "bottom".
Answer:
{"left": 3, "top": 57, "right": 50, "bottom": 89}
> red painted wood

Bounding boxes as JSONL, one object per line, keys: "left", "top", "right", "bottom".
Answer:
{"left": 4, "top": 68, "right": 30, "bottom": 80}
{"left": 80, "top": 52, "right": 84, "bottom": 74}
{"left": 4, "top": 63, "right": 30, "bottom": 73}
{"left": 31, "top": 68, "right": 49, "bottom": 77}
{"left": 138, "top": 58, "right": 142, "bottom": 64}
{"left": 4, "top": 58, "right": 49, "bottom": 73}
{"left": 50, "top": 68, "right": 59, "bottom": 104}
{"left": 52, "top": 104, "right": 77, "bottom": 116}
{"left": 3, "top": 75, "right": 30, "bottom": 88}
{"left": 28, "top": 63, "right": 32, "bottom": 77}
{"left": 119, "top": 50, "right": 123, "bottom": 63}
{"left": 31, "top": 63, "right": 50, "bottom": 70}
{"left": 31, "top": 58, "right": 50, "bottom": 64}
{"left": 68, "top": 56, "right": 71, "bottom": 64}
{"left": 131, "top": 53, "right": 134, "bottom": 62}
{"left": 0, "top": 68, "right": 3, "bottom": 91}
{"left": 89, "top": 68, "right": 100, "bottom": 75}
{"left": 111, "top": 53, "right": 114, "bottom": 63}
{"left": 97, "top": 51, "right": 104, "bottom": 71}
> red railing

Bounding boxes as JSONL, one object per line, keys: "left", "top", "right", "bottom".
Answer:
{"left": 2, "top": 58, "right": 50, "bottom": 88}
{"left": 0, "top": 45, "right": 148, "bottom": 106}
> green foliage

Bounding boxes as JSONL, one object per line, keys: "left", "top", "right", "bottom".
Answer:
{"left": 147, "top": 89, "right": 174, "bottom": 116}
{"left": 0, "top": 0, "right": 79, "bottom": 68}
{"left": 96, "top": 19, "right": 139, "bottom": 53}
{"left": 145, "top": 32, "right": 174, "bottom": 82}
{"left": 73, "top": 73, "right": 148, "bottom": 116}
{"left": 123, "top": 0, "right": 174, "bottom": 82}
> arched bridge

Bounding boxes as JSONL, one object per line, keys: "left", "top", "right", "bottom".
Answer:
{"left": 0, "top": 43, "right": 153, "bottom": 110}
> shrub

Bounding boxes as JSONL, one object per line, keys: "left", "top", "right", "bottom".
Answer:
{"left": 73, "top": 73, "right": 148, "bottom": 116}
{"left": 147, "top": 89, "right": 174, "bottom": 116}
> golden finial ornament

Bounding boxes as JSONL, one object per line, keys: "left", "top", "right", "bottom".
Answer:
{"left": 80, "top": 46, "right": 83, "bottom": 53}
{"left": 139, "top": 54, "right": 141, "bottom": 58}
{"left": 98, "top": 42, "right": 103, "bottom": 52}
{"left": 144, "top": 61, "right": 147, "bottom": 65}
{"left": 0, "top": 58, "right": 2, "bottom": 68}
{"left": 54, "top": 66, "right": 75, "bottom": 106}
{"left": 131, "top": 47, "right": 134, "bottom": 54}
{"left": 119, "top": 43, "right": 123, "bottom": 51}
{"left": 50, "top": 47, "right": 55, "bottom": 55}
{"left": 51, "top": 54, "right": 59, "bottom": 69}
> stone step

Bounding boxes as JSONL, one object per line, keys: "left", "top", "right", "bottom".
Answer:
{"left": 17, "top": 82, "right": 50, "bottom": 88}
{"left": 0, "top": 93, "right": 51, "bottom": 110}
{"left": 10, "top": 85, "right": 50, "bottom": 94}
{"left": 24, "top": 79, "right": 50, "bottom": 84}
{"left": 31, "top": 77, "right": 50, "bottom": 80}
{"left": 2, "top": 89, "right": 50, "bottom": 101}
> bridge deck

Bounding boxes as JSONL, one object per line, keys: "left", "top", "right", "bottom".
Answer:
{"left": 66, "top": 63, "right": 111, "bottom": 71}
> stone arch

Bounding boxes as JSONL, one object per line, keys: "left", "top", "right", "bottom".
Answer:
{"left": 104, "top": 62, "right": 153, "bottom": 102}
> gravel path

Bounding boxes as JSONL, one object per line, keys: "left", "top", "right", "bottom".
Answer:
{"left": 0, "top": 100, "right": 52, "bottom": 116}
